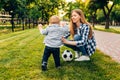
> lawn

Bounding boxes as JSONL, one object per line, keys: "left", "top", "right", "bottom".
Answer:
{"left": 94, "top": 25, "right": 120, "bottom": 34}
{"left": 0, "top": 28, "right": 120, "bottom": 80}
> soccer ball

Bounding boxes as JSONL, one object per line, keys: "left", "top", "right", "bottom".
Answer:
{"left": 62, "top": 50, "right": 73, "bottom": 61}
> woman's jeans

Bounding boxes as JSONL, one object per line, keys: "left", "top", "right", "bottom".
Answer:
{"left": 42, "top": 46, "right": 60, "bottom": 68}
{"left": 64, "top": 34, "right": 88, "bottom": 55}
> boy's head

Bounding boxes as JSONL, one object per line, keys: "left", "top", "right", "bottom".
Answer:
{"left": 49, "top": 15, "right": 60, "bottom": 24}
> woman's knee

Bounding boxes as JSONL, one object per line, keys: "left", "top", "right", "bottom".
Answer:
{"left": 74, "top": 34, "right": 81, "bottom": 41}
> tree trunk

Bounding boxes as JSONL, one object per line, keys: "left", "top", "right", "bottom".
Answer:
{"left": 28, "top": 18, "right": 30, "bottom": 29}
{"left": 92, "top": 17, "right": 95, "bottom": 28}
{"left": 103, "top": 3, "right": 114, "bottom": 29}
{"left": 105, "top": 17, "right": 109, "bottom": 29}
{"left": 11, "top": 14, "right": 15, "bottom": 32}
{"left": 22, "top": 18, "right": 24, "bottom": 30}
{"left": 25, "top": 18, "right": 27, "bottom": 28}
{"left": 33, "top": 19, "right": 35, "bottom": 28}
{"left": 36, "top": 19, "right": 38, "bottom": 26}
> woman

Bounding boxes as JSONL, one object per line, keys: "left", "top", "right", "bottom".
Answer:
{"left": 62, "top": 9, "right": 96, "bottom": 61}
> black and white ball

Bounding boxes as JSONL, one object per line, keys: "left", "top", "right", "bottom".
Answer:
{"left": 62, "top": 50, "right": 73, "bottom": 61}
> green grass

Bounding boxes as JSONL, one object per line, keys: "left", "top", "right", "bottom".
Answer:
{"left": 94, "top": 25, "right": 120, "bottom": 34}
{"left": 0, "top": 25, "right": 31, "bottom": 35}
{"left": 0, "top": 28, "right": 120, "bottom": 80}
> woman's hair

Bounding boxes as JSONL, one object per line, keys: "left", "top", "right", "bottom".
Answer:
{"left": 49, "top": 15, "right": 60, "bottom": 24}
{"left": 70, "top": 9, "right": 93, "bottom": 39}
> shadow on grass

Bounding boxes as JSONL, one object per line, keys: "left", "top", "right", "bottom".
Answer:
{"left": 40, "top": 50, "right": 120, "bottom": 80}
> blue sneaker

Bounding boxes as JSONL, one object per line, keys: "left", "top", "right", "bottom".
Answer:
{"left": 41, "top": 62, "right": 47, "bottom": 71}
{"left": 41, "top": 65, "right": 47, "bottom": 71}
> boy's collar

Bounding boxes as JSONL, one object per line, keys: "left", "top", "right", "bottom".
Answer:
{"left": 49, "top": 24, "right": 59, "bottom": 27}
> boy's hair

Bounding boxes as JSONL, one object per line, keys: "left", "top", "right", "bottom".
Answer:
{"left": 49, "top": 15, "right": 60, "bottom": 24}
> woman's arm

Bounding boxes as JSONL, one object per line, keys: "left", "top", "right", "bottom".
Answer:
{"left": 62, "top": 24, "right": 90, "bottom": 46}
{"left": 75, "top": 25, "right": 90, "bottom": 47}
{"left": 61, "top": 37, "right": 77, "bottom": 46}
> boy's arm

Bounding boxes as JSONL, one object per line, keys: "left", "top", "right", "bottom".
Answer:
{"left": 38, "top": 24, "right": 48, "bottom": 35}
{"left": 38, "top": 24, "right": 43, "bottom": 33}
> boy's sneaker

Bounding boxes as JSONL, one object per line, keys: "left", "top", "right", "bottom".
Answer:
{"left": 74, "top": 55, "right": 90, "bottom": 61}
{"left": 56, "top": 66, "right": 61, "bottom": 69}
{"left": 56, "top": 66, "right": 61, "bottom": 70}
{"left": 41, "top": 65, "right": 47, "bottom": 71}
{"left": 41, "top": 62, "right": 47, "bottom": 71}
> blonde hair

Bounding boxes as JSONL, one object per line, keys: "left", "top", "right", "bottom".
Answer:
{"left": 70, "top": 9, "right": 93, "bottom": 39}
{"left": 49, "top": 15, "right": 60, "bottom": 24}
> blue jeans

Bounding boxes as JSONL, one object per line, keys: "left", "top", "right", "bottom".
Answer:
{"left": 42, "top": 46, "right": 60, "bottom": 68}
{"left": 64, "top": 34, "right": 88, "bottom": 55}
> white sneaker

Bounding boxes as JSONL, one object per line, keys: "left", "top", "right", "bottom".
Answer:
{"left": 74, "top": 55, "right": 90, "bottom": 61}
{"left": 74, "top": 51, "right": 81, "bottom": 58}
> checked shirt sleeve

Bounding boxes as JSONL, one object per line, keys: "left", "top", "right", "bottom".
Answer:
{"left": 76, "top": 25, "right": 90, "bottom": 47}
{"left": 63, "top": 31, "right": 70, "bottom": 38}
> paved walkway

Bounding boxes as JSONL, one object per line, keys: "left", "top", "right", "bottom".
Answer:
{"left": 94, "top": 30, "right": 120, "bottom": 63}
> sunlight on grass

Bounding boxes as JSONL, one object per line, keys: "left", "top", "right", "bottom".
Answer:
{"left": 0, "top": 28, "right": 120, "bottom": 80}
{"left": 94, "top": 25, "right": 120, "bottom": 34}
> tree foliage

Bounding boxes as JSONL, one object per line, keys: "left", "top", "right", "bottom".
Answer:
{"left": 0, "top": 0, "right": 64, "bottom": 31}
{"left": 87, "top": 0, "right": 120, "bottom": 29}
{"left": 0, "top": 0, "right": 120, "bottom": 32}
{"left": 111, "top": 4, "right": 120, "bottom": 22}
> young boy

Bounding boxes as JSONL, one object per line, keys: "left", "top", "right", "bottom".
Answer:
{"left": 38, "top": 15, "right": 69, "bottom": 71}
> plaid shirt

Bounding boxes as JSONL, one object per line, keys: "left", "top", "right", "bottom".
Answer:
{"left": 64, "top": 24, "right": 96, "bottom": 56}
{"left": 75, "top": 24, "right": 96, "bottom": 56}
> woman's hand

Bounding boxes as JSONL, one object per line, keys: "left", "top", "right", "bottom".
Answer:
{"left": 61, "top": 37, "right": 68, "bottom": 44}
{"left": 61, "top": 37, "right": 77, "bottom": 46}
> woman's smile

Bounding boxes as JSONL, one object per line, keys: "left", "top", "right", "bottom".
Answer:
{"left": 71, "top": 12, "right": 80, "bottom": 23}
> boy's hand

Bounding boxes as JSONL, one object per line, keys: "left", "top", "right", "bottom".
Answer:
{"left": 38, "top": 24, "right": 43, "bottom": 30}
{"left": 38, "top": 24, "right": 43, "bottom": 27}
{"left": 60, "top": 21, "right": 66, "bottom": 27}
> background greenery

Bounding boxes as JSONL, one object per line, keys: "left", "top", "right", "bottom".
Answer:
{"left": 0, "top": 0, "right": 120, "bottom": 32}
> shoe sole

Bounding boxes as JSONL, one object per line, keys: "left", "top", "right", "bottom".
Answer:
{"left": 41, "top": 66, "right": 47, "bottom": 71}
{"left": 74, "top": 59, "right": 90, "bottom": 61}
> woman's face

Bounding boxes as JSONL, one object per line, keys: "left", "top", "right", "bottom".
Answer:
{"left": 71, "top": 11, "right": 81, "bottom": 23}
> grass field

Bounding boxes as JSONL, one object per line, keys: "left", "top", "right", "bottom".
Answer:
{"left": 0, "top": 25, "right": 32, "bottom": 35}
{"left": 0, "top": 28, "right": 120, "bottom": 80}
{"left": 94, "top": 25, "right": 120, "bottom": 34}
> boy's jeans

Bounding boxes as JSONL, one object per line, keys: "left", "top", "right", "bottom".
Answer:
{"left": 64, "top": 34, "right": 88, "bottom": 55}
{"left": 42, "top": 46, "right": 60, "bottom": 68}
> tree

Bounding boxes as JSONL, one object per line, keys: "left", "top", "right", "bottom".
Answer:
{"left": 96, "top": 9, "right": 105, "bottom": 24}
{"left": 87, "top": 0, "right": 98, "bottom": 27}
{"left": 111, "top": 4, "right": 120, "bottom": 26}
{"left": 28, "top": 4, "right": 40, "bottom": 27}
{"left": 1, "top": 0, "right": 19, "bottom": 32}
{"left": 65, "top": 0, "right": 85, "bottom": 20}
{"left": 92, "top": 0, "right": 120, "bottom": 29}
{"left": 16, "top": 0, "right": 28, "bottom": 30}
{"left": 0, "top": 0, "right": 68, "bottom": 31}
{"left": 1, "top": 0, "right": 36, "bottom": 31}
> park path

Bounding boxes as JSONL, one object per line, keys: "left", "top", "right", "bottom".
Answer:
{"left": 94, "top": 30, "right": 120, "bottom": 63}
